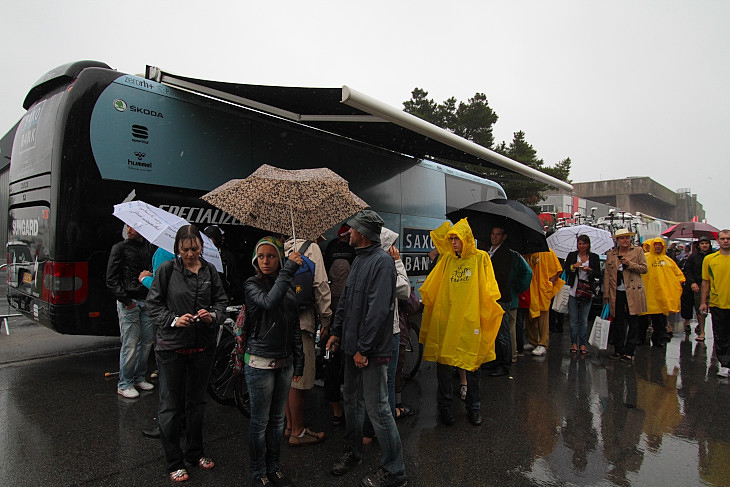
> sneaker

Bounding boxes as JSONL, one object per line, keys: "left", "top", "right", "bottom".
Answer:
{"left": 117, "top": 387, "right": 140, "bottom": 399}
{"left": 531, "top": 345, "right": 546, "bottom": 356}
{"left": 438, "top": 408, "right": 455, "bottom": 426}
{"left": 717, "top": 367, "right": 730, "bottom": 378}
{"left": 467, "top": 409, "right": 483, "bottom": 426}
{"left": 135, "top": 381, "right": 155, "bottom": 391}
{"left": 359, "top": 467, "right": 407, "bottom": 487}
{"left": 252, "top": 476, "right": 271, "bottom": 486}
{"left": 523, "top": 344, "right": 535, "bottom": 351}
{"left": 267, "top": 470, "right": 293, "bottom": 487}
{"left": 150, "top": 369, "right": 159, "bottom": 379}
{"left": 331, "top": 451, "right": 362, "bottom": 476}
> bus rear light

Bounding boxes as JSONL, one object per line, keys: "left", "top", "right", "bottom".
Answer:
{"left": 41, "top": 261, "right": 88, "bottom": 305}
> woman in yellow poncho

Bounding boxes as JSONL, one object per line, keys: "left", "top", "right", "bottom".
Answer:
{"left": 419, "top": 218, "right": 503, "bottom": 426}
{"left": 638, "top": 237, "right": 685, "bottom": 347}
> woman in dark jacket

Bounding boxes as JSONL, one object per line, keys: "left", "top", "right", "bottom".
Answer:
{"left": 244, "top": 236, "right": 303, "bottom": 487}
{"left": 147, "top": 225, "right": 228, "bottom": 482}
{"left": 564, "top": 235, "right": 601, "bottom": 354}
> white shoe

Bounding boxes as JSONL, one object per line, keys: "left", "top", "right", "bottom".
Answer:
{"left": 117, "top": 387, "right": 140, "bottom": 399}
{"left": 532, "top": 345, "right": 546, "bottom": 356}
{"left": 717, "top": 367, "right": 730, "bottom": 378}
{"left": 523, "top": 344, "right": 534, "bottom": 351}
{"left": 135, "top": 381, "right": 155, "bottom": 391}
{"left": 150, "top": 370, "right": 158, "bottom": 379}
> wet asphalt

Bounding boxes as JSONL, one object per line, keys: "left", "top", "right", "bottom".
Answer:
{"left": 1, "top": 314, "right": 729, "bottom": 487}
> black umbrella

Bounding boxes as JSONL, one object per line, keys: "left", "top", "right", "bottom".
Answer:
{"left": 446, "top": 199, "right": 548, "bottom": 254}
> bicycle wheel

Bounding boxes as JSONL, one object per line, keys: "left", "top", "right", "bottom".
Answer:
{"left": 233, "top": 370, "right": 251, "bottom": 418}
{"left": 207, "top": 333, "right": 237, "bottom": 406}
{"left": 402, "top": 323, "right": 423, "bottom": 380}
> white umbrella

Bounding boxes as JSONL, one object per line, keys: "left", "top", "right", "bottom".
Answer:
{"left": 112, "top": 200, "right": 223, "bottom": 272}
{"left": 547, "top": 225, "right": 614, "bottom": 259}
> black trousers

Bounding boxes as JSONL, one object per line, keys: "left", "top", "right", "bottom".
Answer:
{"left": 611, "top": 291, "right": 639, "bottom": 356}
{"left": 711, "top": 307, "right": 730, "bottom": 368}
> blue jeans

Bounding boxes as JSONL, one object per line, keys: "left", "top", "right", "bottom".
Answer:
{"left": 156, "top": 347, "right": 214, "bottom": 471}
{"left": 116, "top": 299, "right": 153, "bottom": 390}
{"left": 363, "top": 333, "right": 399, "bottom": 438}
{"left": 245, "top": 363, "right": 293, "bottom": 479}
{"left": 342, "top": 356, "right": 406, "bottom": 481}
{"left": 568, "top": 296, "right": 592, "bottom": 346}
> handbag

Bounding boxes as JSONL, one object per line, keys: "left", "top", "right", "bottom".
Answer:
{"left": 551, "top": 271, "right": 569, "bottom": 314}
{"left": 575, "top": 279, "right": 593, "bottom": 302}
{"left": 589, "top": 304, "right": 611, "bottom": 350}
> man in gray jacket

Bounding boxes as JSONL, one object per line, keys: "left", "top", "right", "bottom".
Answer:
{"left": 326, "top": 210, "right": 407, "bottom": 487}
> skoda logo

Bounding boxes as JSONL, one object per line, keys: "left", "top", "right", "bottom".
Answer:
{"left": 113, "top": 99, "right": 127, "bottom": 112}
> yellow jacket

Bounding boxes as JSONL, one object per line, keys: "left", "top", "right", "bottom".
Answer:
{"left": 641, "top": 237, "right": 685, "bottom": 315}
{"left": 525, "top": 250, "right": 564, "bottom": 318}
{"left": 419, "top": 219, "right": 503, "bottom": 371}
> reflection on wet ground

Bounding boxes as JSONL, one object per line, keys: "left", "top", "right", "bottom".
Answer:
{"left": 1, "top": 316, "right": 729, "bottom": 486}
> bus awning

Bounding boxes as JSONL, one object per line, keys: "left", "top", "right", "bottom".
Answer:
{"left": 145, "top": 66, "right": 572, "bottom": 191}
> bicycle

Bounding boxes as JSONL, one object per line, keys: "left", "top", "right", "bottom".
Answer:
{"left": 207, "top": 305, "right": 250, "bottom": 417}
{"left": 402, "top": 320, "right": 423, "bottom": 380}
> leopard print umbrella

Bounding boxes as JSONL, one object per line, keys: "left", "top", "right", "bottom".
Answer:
{"left": 202, "top": 164, "right": 369, "bottom": 241}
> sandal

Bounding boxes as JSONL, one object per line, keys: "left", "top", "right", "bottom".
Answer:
{"left": 459, "top": 384, "right": 467, "bottom": 401}
{"left": 580, "top": 346, "right": 588, "bottom": 354}
{"left": 288, "top": 428, "right": 325, "bottom": 446}
{"left": 570, "top": 345, "right": 578, "bottom": 353}
{"left": 332, "top": 415, "right": 344, "bottom": 427}
{"left": 696, "top": 335, "right": 706, "bottom": 342}
{"left": 170, "top": 469, "right": 189, "bottom": 482}
{"left": 395, "top": 405, "right": 416, "bottom": 419}
{"left": 197, "top": 457, "right": 214, "bottom": 470}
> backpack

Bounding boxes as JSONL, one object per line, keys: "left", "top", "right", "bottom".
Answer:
{"left": 292, "top": 241, "right": 316, "bottom": 310}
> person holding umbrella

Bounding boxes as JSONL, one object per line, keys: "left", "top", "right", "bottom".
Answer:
{"left": 603, "top": 228, "right": 648, "bottom": 362}
{"left": 563, "top": 235, "right": 601, "bottom": 354}
{"left": 243, "top": 236, "right": 304, "bottom": 487}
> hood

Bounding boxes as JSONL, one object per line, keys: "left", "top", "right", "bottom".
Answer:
{"left": 431, "top": 218, "right": 477, "bottom": 259}
{"left": 646, "top": 237, "right": 667, "bottom": 256}
{"left": 380, "top": 227, "right": 399, "bottom": 251}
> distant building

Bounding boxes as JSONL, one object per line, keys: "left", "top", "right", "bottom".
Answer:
{"left": 543, "top": 177, "right": 705, "bottom": 223}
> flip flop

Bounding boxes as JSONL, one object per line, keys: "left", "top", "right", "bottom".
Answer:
{"left": 580, "top": 347, "right": 588, "bottom": 354}
{"left": 395, "top": 405, "right": 416, "bottom": 419}
{"left": 570, "top": 346, "right": 578, "bottom": 353}
{"left": 170, "top": 469, "right": 189, "bottom": 482}
{"left": 288, "top": 428, "right": 325, "bottom": 446}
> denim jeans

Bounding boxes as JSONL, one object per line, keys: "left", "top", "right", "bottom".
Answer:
{"left": 568, "top": 296, "right": 592, "bottom": 346}
{"left": 437, "top": 363, "right": 480, "bottom": 411}
{"left": 245, "top": 363, "right": 293, "bottom": 479}
{"left": 363, "top": 333, "right": 399, "bottom": 438}
{"left": 116, "top": 299, "right": 153, "bottom": 390}
{"left": 156, "top": 347, "right": 214, "bottom": 472}
{"left": 342, "top": 356, "right": 406, "bottom": 481}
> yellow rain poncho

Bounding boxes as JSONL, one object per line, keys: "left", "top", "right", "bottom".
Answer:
{"left": 419, "top": 219, "right": 504, "bottom": 371}
{"left": 525, "top": 250, "right": 564, "bottom": 318}
{"left": 641, "top": 237, "right": 685, "bottom": 315}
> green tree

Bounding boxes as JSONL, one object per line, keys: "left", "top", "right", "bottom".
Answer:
{"left": 403, "top": 89, "right": 570, "bottom": 206}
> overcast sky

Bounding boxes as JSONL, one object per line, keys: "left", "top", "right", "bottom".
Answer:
{"left": 2, "top": 1, "right": 728, "bottom": 228}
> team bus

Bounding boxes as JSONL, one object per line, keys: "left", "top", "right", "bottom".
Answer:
{"left": 7, "top": 61, "right": 506, "bottom": 336}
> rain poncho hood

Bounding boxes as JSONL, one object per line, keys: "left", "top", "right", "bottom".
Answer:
{"left": 641, "top": 237, "right": 685, "bottom": 315}
{"left": 418, "top": 219, "right": 504, "bottom": 371}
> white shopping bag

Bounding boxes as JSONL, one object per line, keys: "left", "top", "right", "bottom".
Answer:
{"left": 588, "top": 304, "right": 611, "bottom": 350}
